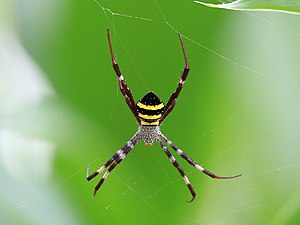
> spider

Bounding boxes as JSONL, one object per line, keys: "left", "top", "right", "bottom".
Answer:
{"left": 86, "top": 29, "right": 241, "bottom": 202}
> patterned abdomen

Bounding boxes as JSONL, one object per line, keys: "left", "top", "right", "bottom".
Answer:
{"left": 136, "top": 91, "right": 165, "bottom": 125}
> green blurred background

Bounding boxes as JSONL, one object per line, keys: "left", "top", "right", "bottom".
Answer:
{"left": 1, "top": 0, "right": 300, "bottom": 225}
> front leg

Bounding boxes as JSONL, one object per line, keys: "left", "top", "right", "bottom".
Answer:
{"left": 160, "top": 33, "right": 190, "bottom": 124}
{"left": 107, "top": 29, "right": 140, "bottom": 124}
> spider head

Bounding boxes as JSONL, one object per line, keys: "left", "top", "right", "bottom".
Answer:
{"left": 136, "top": 91, "right": 165, "bottom": 126}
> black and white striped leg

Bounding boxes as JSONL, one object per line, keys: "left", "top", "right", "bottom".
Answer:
{"left": 86, "top": 149, "right": 124, "bottom": 181}
{"left": 156, "top": 138, "right": 196, "bottom": 202}
{"left": 92, "top": 151, "right": 128, "bottom": 196}
{"left": 160, "top": 133, "right": 242, "bottom": 179}
{"left": 86, "top": 133, "right": 141, "bottom": 195}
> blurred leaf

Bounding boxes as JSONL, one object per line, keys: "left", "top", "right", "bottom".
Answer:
{"left": 194, "top": 0, "right": 300, "bottom": 15}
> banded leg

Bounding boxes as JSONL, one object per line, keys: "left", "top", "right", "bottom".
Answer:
{"left": 160, "top": 33, "right": 190, "bottom": 124}
{"left": 160, "top": 133, "right": 242, "bottom": 179}
{"left": 156, "top": 138, "right": 196, "bottom": 202}
{"left": 86, "top": 149, "right": 124, "bottom": 181}
{"left": 92, "top": 150, "right": 129, "bottom": 196}
{"left": 107, "top": 29, "right": 140, "bottom": 124}
{"left": 86, "top": 133, "right": 141, "bottom": 195}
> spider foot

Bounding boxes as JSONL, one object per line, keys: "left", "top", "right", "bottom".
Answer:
{"left": 186, "top": 195, "right": 196, "bottom": 203}
{"left": 203, "top": 169, "right": 242, "bottom": 179}
{"left": 93, "top": 178, "right": 105, "bottom": 196}
{"left": 86, "top": 164, "right": 99, "bottom": 181}
{"left": 86, "top": 164, "right": 91, "bottom": 179}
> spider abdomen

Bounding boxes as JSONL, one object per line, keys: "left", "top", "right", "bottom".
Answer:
{"left": 136, "top": 91, "right": 165, "bottom": 125}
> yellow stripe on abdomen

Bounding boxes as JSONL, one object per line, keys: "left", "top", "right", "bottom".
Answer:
{"left": 137, "top": 102, "right": 164, "bottom": 110}
{"left": 138, "top": 113, "right": 162, "bottom": 120}
{"left": 141, "top": 120, "right": 159, "bottom": 125}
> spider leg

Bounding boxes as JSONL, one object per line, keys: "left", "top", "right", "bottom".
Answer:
{"left": 86, "top": 149, "right": 124, "bottom": 181}
{"left": 93, "top": 153, "right": 127, "bottom": 196}
{"left": 160, "top": 133, "right": 242, "bottom": 179}
{"left": 156, "top": 138, "right": 196, "bottom": 202}
{"left": 107, "top": 29, "right": 140, "bottom": 124}
{"left": 86, "top": 133, "right": 141, "bottom": 195}
{"left": 160, "top": 33, "right": 190, "bottom": 125}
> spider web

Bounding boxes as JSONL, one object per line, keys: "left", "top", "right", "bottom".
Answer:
{"left": 72, "top": 1, "right": 300, "bottom": 225}
{"left": 3, "top": 0, "right": 300, "bottom": 225}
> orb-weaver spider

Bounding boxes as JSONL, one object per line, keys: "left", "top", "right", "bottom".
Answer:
{"left": 86, "top": 29, "right": 241, "bottom": 202}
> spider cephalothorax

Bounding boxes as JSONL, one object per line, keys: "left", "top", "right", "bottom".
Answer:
{"left": 86, "top": 29, "right": 241, "bottom": 202}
